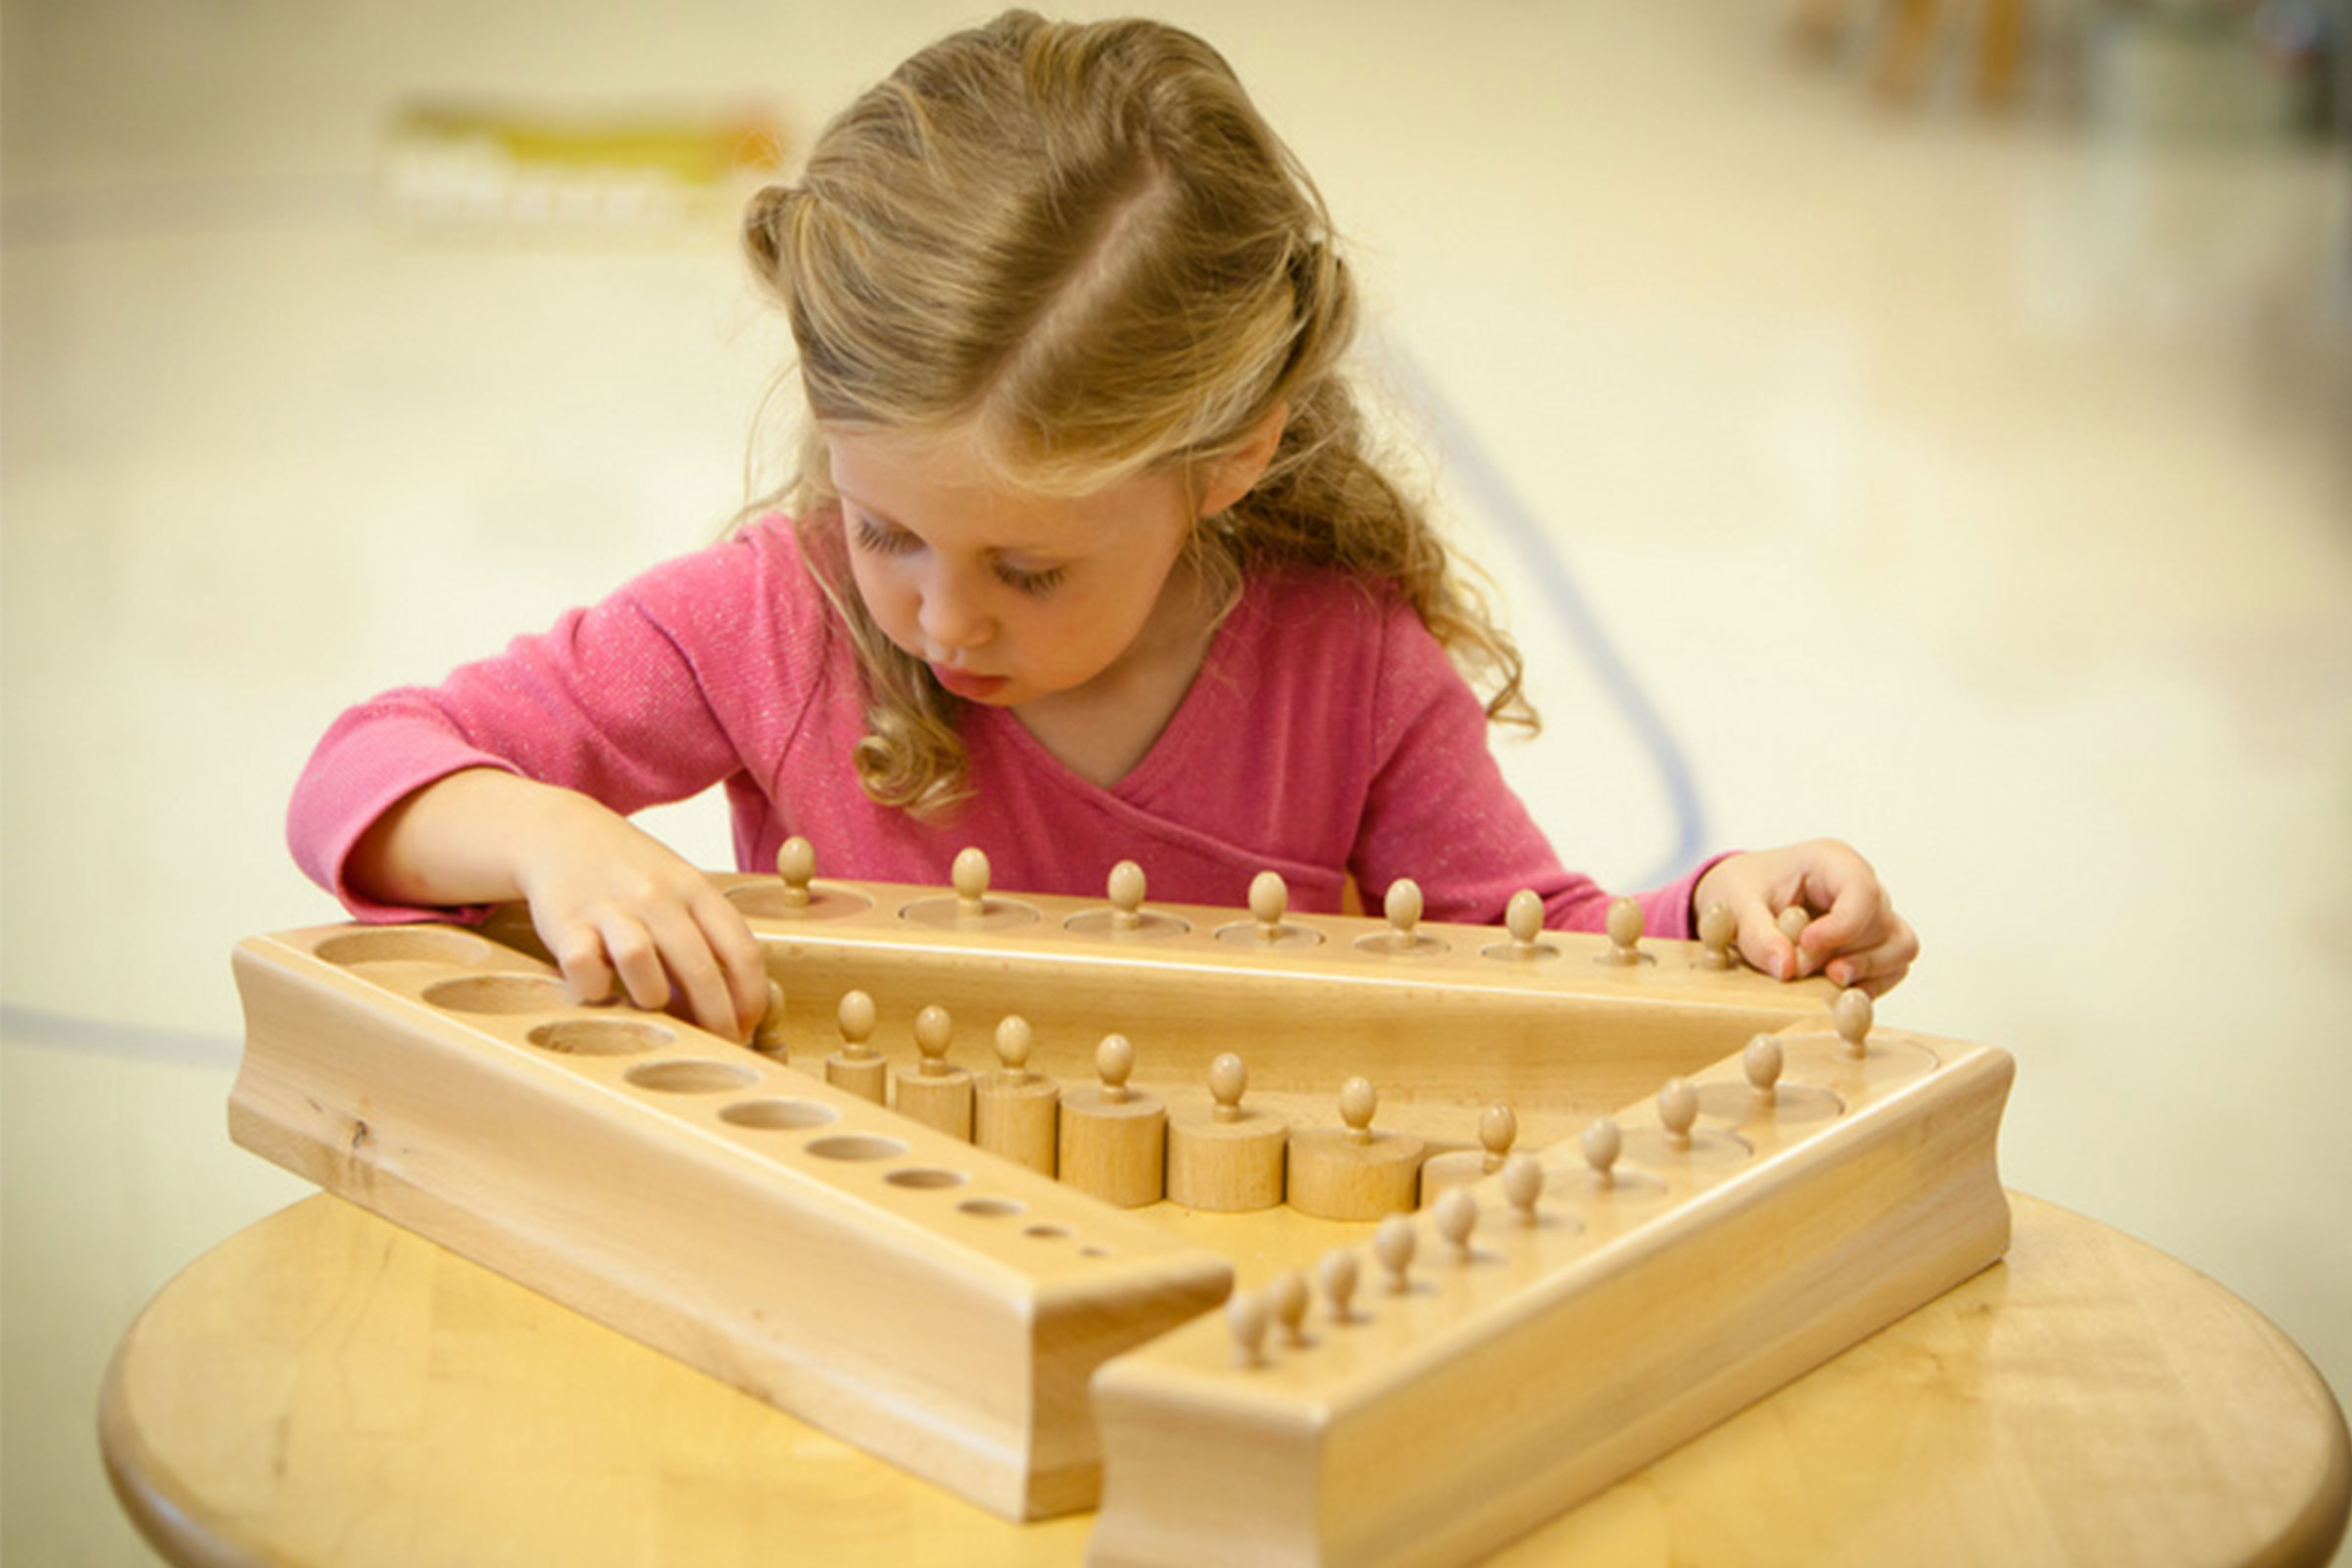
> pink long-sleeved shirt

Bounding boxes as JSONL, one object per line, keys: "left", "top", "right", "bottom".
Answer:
{"left": 290, "top": 514, "right": 1713, "bottom": 935}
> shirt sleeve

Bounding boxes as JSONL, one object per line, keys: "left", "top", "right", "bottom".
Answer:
{"left": 286, "top": 523, "right": 808, "bottom": 921}
{"left": 1347, "top": 598, "right": 1719, "bottom": 939}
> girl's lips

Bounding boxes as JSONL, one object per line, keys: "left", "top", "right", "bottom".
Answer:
{"left": 930, "top": 664, "right": 1008, "bottom": 702}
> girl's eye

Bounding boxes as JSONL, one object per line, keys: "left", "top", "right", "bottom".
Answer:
{"left": 995, "top": 562, "right": 1068, "bottom": 597}
{"left": 852, "top": 516, "right": 918, "bottom": 555}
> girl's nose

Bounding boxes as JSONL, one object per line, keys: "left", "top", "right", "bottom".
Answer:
{"left": 917, "top": 571, "right": 993, "bottom": 654}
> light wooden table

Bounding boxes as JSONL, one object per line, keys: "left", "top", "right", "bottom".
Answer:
{"left": 103, "top": 1192, "right": 2347, "bottom": 1567}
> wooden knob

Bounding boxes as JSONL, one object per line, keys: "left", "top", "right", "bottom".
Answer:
{"left": 1107, "top": 859, "right": 1147, "bottom": 928}
{"left": 1269, "top": 1270, "right": 1311, "bottom": 1345}
{"left": 1375, "top": 1214, "right": 1416, "bottom": 1293}
{"left": 1505, "top": 888, "right": 1544, "bottom": 948}
{"left": 1660, "top": 1077, "right": 1698, "bottom": 1148}
{"left": 913, "top": 1004, "right": 954, "bottom": 1075}
{"left": 1502, "top": 1152, "right": 1544, "bottom": 1224}
{"left": 836, "top": 991, "right": 876, "bottom": 1058}
{"left": 776, "top": 835, "right": 815, "bottom": 905}
{"left": 1744, "top": 1035, "right": 1784, "bottom": 1101}
{"left": 1698, "top": 900, "right": 1738, "bottom": 968}
{"left": 1835, "top": 988, "right": 1874, "bottom": 1057}
{"left": 1583, "top": 1116, "right": 1622, "bottom": 1185}
{"left": 1478, "top": 1102, "right": 1517, "bottom": 1167}
{"left": 1320, "top": 1250, "right": 1360, "bottom": 1324}
{"left": 1435, "top": 1188, "right": 1478, "bottom": 1261}
{"left": 1227, "top": 1290, "right": 1270, "bottom": 1368}
{"left": 1602, "top": 895, "right": 1643, "bottom": 963}
{"left": 1096, "top": 1033, "right": 1135, "bottom": 1104}
{"left": 1208, "top": 1053, "right": 1249, "bottom": 1123}
{"left": 995, "top": 1014, "right": 1033, "bottom": 1077}
{"left": 953, "top": 846, "right": 991, "bottom": 911}
{"left": 1778, "top": 904, "right": 1812, "bottom": 943}
{"left": 754, "top": 979, "right": 789, "bottom": 1056}
{"left": 1384, "top": 878, "right": 1423, "bottom": 936}
{"left": 1338, "top": 1076, "right": 1377, "bottom": 1145}
{"left": 1249, "top": 869, "right": 1289, "bottom": 934}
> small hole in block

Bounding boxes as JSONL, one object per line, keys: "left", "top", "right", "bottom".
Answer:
{"left": 958, "top": 1197, "right": 1024, "bottom": 1218}
{"left": 806, "top": 1134, "right": 908, "bottom": 1162}
{"left": 1023, "top": 1223, "right": 1074, "bottom": 1242}
{"left": 884, "top": 1167, "right": 968, "bottom": 1191}
{"left": 624, "top": 1058, "right": 760, "bottom": 1095}
{"left": 526, "top": 1019, "right": 673, "bottom": 1057}
{"left": 719, "top": 1098, "right": 840, "bottom": 1131}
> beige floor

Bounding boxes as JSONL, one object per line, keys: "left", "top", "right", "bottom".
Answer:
{"left": 6, "top": 2, "right": 2348, "bottom": 1563}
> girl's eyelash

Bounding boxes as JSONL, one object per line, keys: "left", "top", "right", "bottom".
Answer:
{"left": 852, "top": 517, "right": 915, "bottom": 554}
{"left": 997, "top": 563, "right": 1068, "bottom": 596}
{"left": 855, "top": 513, "right": 1068, "bottom": 596}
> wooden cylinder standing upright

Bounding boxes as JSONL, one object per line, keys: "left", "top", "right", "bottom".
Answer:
{"left": 823, "top": 991, "right": 888, "bottom": 1105}
{"left": 972, "top": 1014, "right": 1058, "bottom": 1176}
{"left": 1057, "top": 1034, "right": 1165, "bottom": 1208}
{"left": 1165, "top": 1054, "right": 1287, "bottom": 1212}
{"left": 892, "top": 1004, "right": 972, "bottom": 1140}
{"left": 1286, "top": 1077, "right": 1424, "bottom": 1221}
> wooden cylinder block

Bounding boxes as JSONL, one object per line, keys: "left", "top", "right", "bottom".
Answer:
{"left": 1165, "top": 1053, "right": 1287, "bottom": 1212}
{"left": 1057, "top": 1035, "right": 1165, "bottom": 1209}
{"left": 1287, "top": 1077, "right": 1424, "bottom": 1222}
{"left": 975, "top": 1076, "right": 1059, "bottom": 1176}
{"left": 824, "top": 990, "right": 888, "bottom": 1106}
{"left": 895, "top": 1071, "right": 973, "bottom": 1141}
{"left": 973, "top": 1015, "right": 1058, "bottom": 1176}
{"left": 892, "top": 1004, "right": 973, "bottom": 1141}
{"left": 826, "top": 1053, "right": 888, "bottom": 1105}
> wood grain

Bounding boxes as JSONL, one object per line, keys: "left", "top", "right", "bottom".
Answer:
{"left": 103, "top": 1194, "right": 2350, "bottom": 1568}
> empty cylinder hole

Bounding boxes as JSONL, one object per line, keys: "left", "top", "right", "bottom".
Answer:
{"left": 317, "top": 928, "right": 497, "bottom": 967}
{"left": 718, "top": 1099, "right": 839, "bottom": 1132}
{"left": 623, "top": 1059, "right": 760, "bottom": 1095}
{"left": 527, "top": 1019, "right": 673, "bottom": 1056}
{"left": 805, "top": 1134, "right": 907, "bottom": 1163}
{"left": 883, "top": 1167, "right": 968, "bottom": 1191}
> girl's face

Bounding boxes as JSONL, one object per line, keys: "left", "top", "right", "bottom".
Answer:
{"left": 827, "top": 426, "right": 1206, "bottom": 710}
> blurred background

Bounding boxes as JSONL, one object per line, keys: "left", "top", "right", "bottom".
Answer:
{"left": 5, "top": 0, "right": 2348, "bottom": 1561}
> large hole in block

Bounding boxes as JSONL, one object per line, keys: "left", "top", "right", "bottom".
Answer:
{"left": 423, "top": 974, "right": 573, "bottom": 1014}
{"left": 526, "top": 1019, "right": 672, "bottom": 1057}
{"left": 316, "top": 928, "right": 497, "bottom": 967}
{"left": 723, "top": 883, "right": 872, "bottom": 920}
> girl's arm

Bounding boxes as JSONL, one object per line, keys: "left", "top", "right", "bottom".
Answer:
{"left": 347, "top": 767, "right": 771, "bottom": 1041}
{"left": 295, "top": 522, "right": 824, "bottom": 1041}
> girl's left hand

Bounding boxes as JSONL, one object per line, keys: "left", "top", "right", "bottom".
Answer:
{"left": 1692, "top": 840, "right": 1918, "bottom": 997}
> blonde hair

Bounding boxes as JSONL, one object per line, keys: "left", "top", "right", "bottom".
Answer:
{"left": 743, "top": 10, "right": 1531, "bottom": 815}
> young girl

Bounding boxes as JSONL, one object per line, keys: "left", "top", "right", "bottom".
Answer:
{"left": 291, "top": 11, "right": 1916, "bottom": 1042}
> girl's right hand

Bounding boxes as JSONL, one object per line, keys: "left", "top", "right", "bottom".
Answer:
{"left": 349, "top": 769, "right": 771, "bottom": 1041}
{"left": 512, "top": 793, "right": 772, "bottom": 1042}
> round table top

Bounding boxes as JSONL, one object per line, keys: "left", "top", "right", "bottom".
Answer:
{"left": 102, "top": 1192, "right": 2347, "bottom": 1568}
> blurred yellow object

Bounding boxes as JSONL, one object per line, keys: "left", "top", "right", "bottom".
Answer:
{"left": 380, "top": 101, "right": 791, "bottom": 234}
